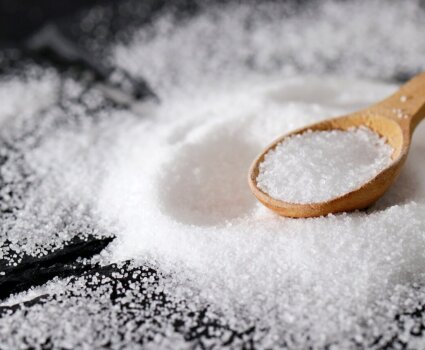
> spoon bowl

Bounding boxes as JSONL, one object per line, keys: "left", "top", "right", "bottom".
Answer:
{"left": 249, "top": 73, "right": 425, "bottom": 218}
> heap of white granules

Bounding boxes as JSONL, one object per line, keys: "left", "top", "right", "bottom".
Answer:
{"left": 1, "top": 1, "right": 425, "bottom": 349}
{"left": 256, "top": 127, "right": 393, "bottom": 204}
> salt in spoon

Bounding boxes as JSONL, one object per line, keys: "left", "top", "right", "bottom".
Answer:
{"left": 248, "top": 72, "right": 425, "bottom": 218}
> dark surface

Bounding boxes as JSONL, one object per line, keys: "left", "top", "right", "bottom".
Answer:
{"left": 0, "top": 235, "right": 114, "bottom": 300}
{"left": 0, "top": 0, "right": 113, "bottom": 43}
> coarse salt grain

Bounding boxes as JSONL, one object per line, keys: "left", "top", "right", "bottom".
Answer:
{"left": 256, "top": 127, "right": 393, "bottom": 204}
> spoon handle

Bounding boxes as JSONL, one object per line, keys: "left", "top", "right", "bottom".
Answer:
{"left": 371, "top": 73, "right": 425, "bottom": 133}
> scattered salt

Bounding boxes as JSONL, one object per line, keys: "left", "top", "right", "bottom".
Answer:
{"left": 256, "top": 127, "right": 393, "bottom": 204}
{"left": 0, "top": 68, "right": 59, "bottom": 126}
{"left": 2, "top": 1, "right": 425, "bottom": 348}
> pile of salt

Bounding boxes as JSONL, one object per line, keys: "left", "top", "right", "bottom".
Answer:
{"left": 256, "top": 127, "right": 393, "bottom": 204}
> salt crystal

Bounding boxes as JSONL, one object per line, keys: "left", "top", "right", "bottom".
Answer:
{"left": 256, "top": 127, "right": 393, "bottom": 204}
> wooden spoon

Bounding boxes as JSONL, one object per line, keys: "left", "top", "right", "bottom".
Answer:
{"left": 248, "top": 73, "right": 425, "bottom": 218}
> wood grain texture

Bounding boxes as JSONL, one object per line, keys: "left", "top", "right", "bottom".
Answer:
{"left": 249, "top": 73, "right": 425, "bottom": 218}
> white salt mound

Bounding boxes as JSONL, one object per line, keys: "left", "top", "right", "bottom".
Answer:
{"left": 3, "top": 1, "right": 425, "bottom": 348}
{"left": 97, "top": 76, "right": 425, "bottom": 348}
{"left": 256, "top": 127, "right": 393, "bottom": 204}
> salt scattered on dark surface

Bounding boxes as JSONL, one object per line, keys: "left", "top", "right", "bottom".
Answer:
{"left": 0, "top": 70, "right": 116, "bottom": 265}
{"left": 1, "top": 1, "right": 425, "bottom": 349}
